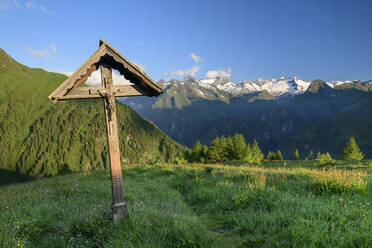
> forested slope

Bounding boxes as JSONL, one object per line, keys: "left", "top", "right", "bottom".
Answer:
{"left": 0, "top": 49, "right": 184, "bottom": 183}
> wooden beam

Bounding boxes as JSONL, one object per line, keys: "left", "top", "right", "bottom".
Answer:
{"left": 55, "top": 85, "right": 145, "bottom": 100}
{"left": 101, "top": 63, "right": 128, "bottom": 224}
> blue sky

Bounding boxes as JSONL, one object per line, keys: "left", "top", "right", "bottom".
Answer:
{"left": 1, "top": 0, "right": 372, "bottom": 82}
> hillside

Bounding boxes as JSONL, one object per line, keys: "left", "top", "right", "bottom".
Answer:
{"left": 120, "top": 77, "right": 372, "bottom": 158}
{"left": 0, "top": 49, "right": 185, "bottom": 184}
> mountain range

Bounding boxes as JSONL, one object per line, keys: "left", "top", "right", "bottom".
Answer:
{"left": 156, "top": 76, "right": 370, "bottom": 98}
{"left": 120, "top": 76, "right": 372, "bottom": 159}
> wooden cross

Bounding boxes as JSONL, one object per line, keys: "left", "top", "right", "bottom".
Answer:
{"left": 48, "top": 39, "right": 163, "bottom": 223}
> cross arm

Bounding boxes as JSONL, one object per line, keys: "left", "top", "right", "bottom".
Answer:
{"left": 53, "top": 85, "right": 146, "bottom": 101}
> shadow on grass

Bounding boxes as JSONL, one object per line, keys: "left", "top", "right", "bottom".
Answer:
{"left": 0, "top": 169, "right": 34, "bottom": 187}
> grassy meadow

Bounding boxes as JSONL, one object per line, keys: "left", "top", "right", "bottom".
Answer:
{"left": 0, "top": 161, "right": 371, "bottom": 248}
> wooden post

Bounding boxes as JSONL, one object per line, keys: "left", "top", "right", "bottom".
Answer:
{"left": 48, "top": 39, "right": 163, "bottom": 225}
{"left": 100, "top": 62, "right": 128, "bottom": 223}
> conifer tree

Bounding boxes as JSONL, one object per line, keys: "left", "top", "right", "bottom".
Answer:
{"left": 306, "top": 150, "right": 314, "bottom": 160}
{"left": 206, "top": 137, "right": 220, "bottom": 163}
{"left": 200, "top": 145, "right": 208, "bottom": 163}
{"left": 250, "top": 140, "right": 264, "bottom": 163}
{"left": 276, "top": 150, "right": 283, "bottom": 161}
{"left": 230, "top": 134, "right": 247, "bottom": 160}
{"left": 316, "top": 151, "right": 321, "bottom": 159}
{"left": 294, "top": 149, "right": 300, "bottom": 160}
{"left": 190, "top": 140, "right": 202, "bottom": 162}
{"left": 207, "top": 136, "right": 229, "bottom": 162}
{"left": 325, "top": 152, "right": 333, "bottom": 161}
{"left": 220, "top": 136, "right": 230, "bottom": 161}
{"left": 316, "top": 152, "right": 333, "bottom": 161}
{"left": 267, "top": 151, "right": 277, "bottom": 161}
{"left": 224, "top": 136, "right": 233, "bottom": 161}
{"left": 245, "top": 143, "right": 252, "bottom": 162}
{"left": 341, "top": 136, "right": 364, "bottom": 161}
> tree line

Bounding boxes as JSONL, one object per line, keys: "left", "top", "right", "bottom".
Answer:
{"left": 187, "top": 135, "right": 365, "bottom": 163}
{"left": 186, "top": 134, "right": 264, "bottom": 163}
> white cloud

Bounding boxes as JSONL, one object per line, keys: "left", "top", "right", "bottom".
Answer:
{"left": 163, "top": 65, "right": 200, "bottom": 77}
{"left": 206, "top": 68, "right": 232, "bottom": 79}
{"left": 46, "top": 68, "right": 133, "bottom": 86}
{"left": 24, "top": 46, "right": 51, "bottom": 58}
{"left": 24, "top": 43, "right": 57, "bottom": 58}
{"left": 85, "top": 69, "right": 132, "bottom": 86}
{"left": 0, "top": 0, "right": 13, "bottom": 10}
{"left": 25, "top": 1, "right": 53, "bottom": 14}
{"left": 25, "top": 1, "right": 35, "bottom": 8}
{"left": 190, "top": 53, "right": 202, "bottom": 63}
{"left": 0, "top": 0, "right": 22, "bottom": 10}
{"left": 136, "top": 41, "right": 143, "bottom": 47}
{"left": 163, "top": 52, "right": 202, "bottom": 78}
{"left": 44, "top": 69, "right": 73, "bottom": 76}
{"left": 40, "top": 5, "right": 52, "bottom": 14}
{"left": 50, "top": 43, "right": 57, "bottom": 54}
{"left": 56, "top": 70, "right": 72, "bottom": 76}
{"left": 132, "top": 61, "right": 145, "bottom": 72}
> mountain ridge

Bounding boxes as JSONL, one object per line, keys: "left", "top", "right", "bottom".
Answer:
{"left": 155, "top": 76, "right": 371, "bottom": 101}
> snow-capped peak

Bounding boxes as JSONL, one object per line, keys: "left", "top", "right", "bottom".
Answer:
{"left": 158, "top": 77, "right": 362, "bottom": 99}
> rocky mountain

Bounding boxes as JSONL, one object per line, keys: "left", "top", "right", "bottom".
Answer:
{"left": 120, "top": 77, "right": 372, "bottom": 159}
{"left": 155, "top": 76, "right": 366, "bottom": 99}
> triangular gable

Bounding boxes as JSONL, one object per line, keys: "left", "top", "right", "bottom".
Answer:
{"left": 49, "top": 39, "right": 163, "bottom": 102}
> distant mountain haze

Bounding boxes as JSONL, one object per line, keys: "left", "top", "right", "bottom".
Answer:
{"left": 120, "top": 77, "right": 372, "bottom": 159}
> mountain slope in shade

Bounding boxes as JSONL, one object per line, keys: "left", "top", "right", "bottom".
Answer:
{"left": 0, "top": 49, "right": 185, "bottom": 184}
{"left": 281, "top": 92, "right": 372, "bottom": 158}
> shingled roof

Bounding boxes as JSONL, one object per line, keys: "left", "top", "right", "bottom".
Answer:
{"left": 48, "top": 39, "right": 163, "bottom": 102}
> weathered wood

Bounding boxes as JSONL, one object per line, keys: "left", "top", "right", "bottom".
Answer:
{"left": 48, "top": 39, "right": 164, "bottom": 225}
{"left": 48, "top": 45, "right": 107, "bottom": 101}
{"left": 54, "top": 85, "right": 145, "bottom": 101}
{"left": 101, "top": 62, "right": 128, "bottom": 224}
{"left": 48, "top": 39, "right": 162, "bottom": 102}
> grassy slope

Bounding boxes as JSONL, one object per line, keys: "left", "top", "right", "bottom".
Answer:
{"left": 0, "top": 162, "right": 371, "bottom": 248}
{"left": 0, "top": 49, "right": 185, "bottom": 183}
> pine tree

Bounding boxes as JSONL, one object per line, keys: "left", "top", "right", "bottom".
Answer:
{"left": 250, "top": 140, "right": 264, "bottom": 163}
{"left": 276, "top": 150, "right": 283, "bottom": 161}
{"left": 267, "top": 151, "right": 276, "bottom": 161}
{"left": 341, "top": 136, "right": 364, "bottom": 161}
{"left": 207, "top": 136, "right": 229, "bottom": 162}
{"left": 306, "top": 150, "right": 314, "bottom": 160}
{"left": 325, "top": 152, "right": 332, "bottom": 161}
{"left": 220, "top": 136, "right": 230, "bottom": 161}
{"left": 245, "top": 143, "right": 252, "bottom": 162}
{"left": 206, "top": 137, "right": 220, "bottom": 163}
{"left": 190, "top": 140, "right": 202, "bottom": 162}
{"left": 230, "top": 134, "right": 247, "bottom": 160}
{"left": 200, "top": 145, "right": 208, "bottom": 163}
{"left": 316, "top": 151, "right": 321, "bottom": 160}
{"left": 294, "top": 149, "right": 300, "bottom": 160}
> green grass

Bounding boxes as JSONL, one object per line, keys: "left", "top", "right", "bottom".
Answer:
{"left": 0, "top": 162, "right": 371, "bottom": 248}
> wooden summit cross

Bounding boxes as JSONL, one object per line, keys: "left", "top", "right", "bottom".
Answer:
{"left": 48, "top": 39, "right": 163, "bottom": 223}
